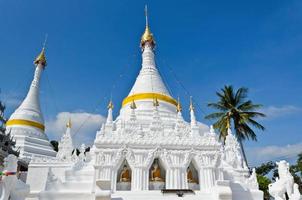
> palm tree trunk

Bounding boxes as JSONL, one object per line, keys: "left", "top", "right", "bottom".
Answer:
{"left": 238, "top": 139, "right": 249, "bottom": 169}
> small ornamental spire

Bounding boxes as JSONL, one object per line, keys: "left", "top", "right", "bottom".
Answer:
{"left": 141, "top": 5, "right": 155, "bottom": 48}
{"left": 130, "top": 100, "right": 137, "bottom": 109}
{"left": 190, "top": 96, "right": 197, "bottom": 128}
{"left": 107, "top": 100, "right": 114, "bottom": 110}
{"left": 153, "top": 98, "right": 159, "bottom": 107}
{"left": 66, "top": 118, "right": 72, "bottom": 128}
{"left": 106, "top": 100, "right": 114, "bottom": 123}
{"left": 34, "top": 36, "right": 48, "bottom": 67}
{"left": 176, "top": 97, "right": 182, "bottom": 112}
{"left": 189, "top": 96, "right": 194, "bottom": 111}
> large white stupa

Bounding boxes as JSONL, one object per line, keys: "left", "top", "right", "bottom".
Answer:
{"left": 23, "top": 7, "right": 263, "bottom": 200}
{"left": 6, "top": 47, "right": 56, "bottom": 160}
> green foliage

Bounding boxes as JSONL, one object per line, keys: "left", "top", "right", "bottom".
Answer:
{"left": 205, "top": 85, "right": 265, "bottom": 165}
{"left": 50, "top": 140, "right": 59, "bottom": 152}
{"left": 257, "top": 175, "right": 271, "bottom": 200}
{"left": 256, "top": 161, "right": 276, "bottom": 176}
{"left": 0, "top": 99, "right": 19, "bottom": 156}
{"left": 255, "top": 153, "right": 302, "bottom": 199}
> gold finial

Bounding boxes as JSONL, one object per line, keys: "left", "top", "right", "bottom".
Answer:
{"left": 130, "top": 100, "right": 137, "bottom": 109}
{"left": 66, "top": 118, "right": 72, "bottom": 128}
{"left": 153, "top": 98, "right": 159, "bottom": 107}
{"left": 107, "top": 100, "right": 114, "bottom": 110}
{"left": 176, "top": 97, "right": 182, "bottom": 112}
{"left": 189, "top": 96, "right": 195, "bottom": 111}
{"left": 34, "top": 35, "right": 48, "bottom": 67}
{"left": 140, "top": 5, "right": 155, "bottom": 48}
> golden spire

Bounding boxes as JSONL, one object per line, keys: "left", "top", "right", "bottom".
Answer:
{"left": 34, "top": 35, "right": 47, "bottom": 67}
{"left": 34, "top": 47, "right": 47, "bottom": 67}
{"left": 189, "top": 96, "right": 195, "bottom": 111}
{"left": 66, "top": 118, "right": 72, "bottom": 128}
{"left": 140, "top": 5, "right": 155, "bottom": 48}
{"left": 176, "top": 97, "right": 182, "bottom": 112}
{"left": 153, "top": 97, "right": 159, "bottom": 107}
{"left": 107, "top": 100, "right": 114, "bottom": 110}
{"left": 130, "top": 100, "right": 137, "bottom": 109}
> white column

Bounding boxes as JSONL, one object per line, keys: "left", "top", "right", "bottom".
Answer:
{"left": 199, "top": 167, "right": 216, "bottom": 190}
{"left": 131, "top": 167, "right": 149, "bottom": 191}
{"left": 165, "top": 167, "right": 187, "bottom": 189}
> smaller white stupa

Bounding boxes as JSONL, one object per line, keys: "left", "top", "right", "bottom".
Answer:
{"left": 6, "top": 46, "right": 56, "bottom": 159}
{"left": 56, "top": 119, "right": 74, "bottom": 162}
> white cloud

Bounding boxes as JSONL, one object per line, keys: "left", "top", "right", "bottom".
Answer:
{"left": 45, "top": 112, "right": 106, "bottom": 147}
{"left": 246, "top": 143, "right": 302, "bottom": 167}
{"left": 259, "top": 105, "right": 301, "bottom": 119}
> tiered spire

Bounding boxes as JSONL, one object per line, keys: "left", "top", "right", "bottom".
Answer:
{"left": 140, "top": 5, "right": 155, "bottom": 49}
{"left": 106, "top": 100, "right": 114, "bottom": 123}
{"left": 121, "top": 6, "right": 177, "bottom": 113}
{"left": 6, "top": 46, "right": 47, "bottom": 132}
{"left": 56, "top": 119, "right": 74, "bottom": 161}
{"left": 189, "top": 97, "right": 197, "bottom": 127}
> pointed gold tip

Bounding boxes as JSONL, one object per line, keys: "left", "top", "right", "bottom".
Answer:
{"left": 66, "top": 118, "right": 72, "bottom": 128}
{"left": 153, "top": 98, "right": 159, "bottom": 107}
{"left": 130, "top": 100, "right": 137, "bottom": 109}
{"left": 34, "top": 47, "right": 47, "bottom": 67}
{"left": 176, "top": 97, "right": 182, "bottom": 112}
{"left": 140, "top": 6, "right": 155, "bottom": 48}
{"left": 107, "top": 100, "right": 114, "bottom": 110}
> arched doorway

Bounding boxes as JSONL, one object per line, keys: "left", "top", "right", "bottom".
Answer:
{"left": 149, "top": 158, "right": 166, "bottom": 190}
{"left": 116, "top": 160, "right": 131, "bottom": 191}
{"left": 187, "top": 161, "right": 199, "bottom": 190}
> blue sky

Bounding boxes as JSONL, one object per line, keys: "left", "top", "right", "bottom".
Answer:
{"left": 0, "top": 0, "right": 301, "bottom": 166}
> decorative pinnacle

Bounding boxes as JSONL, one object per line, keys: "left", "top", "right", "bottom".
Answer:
{"left": 189, "top": 96, "right": 195, "bottom": 111}
{"left": 153, "top": 98, "right": 159, "bottom": 107}
{"left": 130, "top": 100, "right": 137, "bottom": 109}
{"left": 145, "top": 5, "right": 149, "bottom": 27}
{"left": 107, "top": 100, "right": 114, "bottom": 110}
{"left": 34, "top": 35, "right": 48, "bottom": 67}
{"left": 141, "top": 5, "right": 155, "bottom": 48}
{"left": 66, "top": 118, "right": 72, "bottom": 128}
{"left": 176, "top": 97, "right": 182, "bottom": 112}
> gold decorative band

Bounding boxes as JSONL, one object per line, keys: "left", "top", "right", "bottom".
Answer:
{"left": 6, "top": 119, "right": 45, "bottom": 131}
{"left": 122, "top": 93, "right": 177, "bottom": 107}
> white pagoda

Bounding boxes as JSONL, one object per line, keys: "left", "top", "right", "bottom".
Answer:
{"left": 6, "top": 47, "right": 56, "bottom": 160}
{"left": 24, "top": 7, "right": 263, "bottom": 200}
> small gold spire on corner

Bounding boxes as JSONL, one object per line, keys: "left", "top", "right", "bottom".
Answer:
{"left": 153, "top": 98, "right": 159, "bottom": 107}
{"left": 176, "top": 97, "right": 182, "bottom": 112}
{"left": 130, "top": 100, "right": 137, "bottom": 109}
{"left": 140, "top": 5, "right": 155, "bottom": 48}
{"left": 66, "top": 118, "right": 72, "bottom": 128}
{"left": 189, "top": 96, "right": 195, "bottom": 111}
{"left": 107, "top": 100, "right": 114, "bottom": 110}
{"left": 34, "top": 47, "right": 47, "bottom": 67}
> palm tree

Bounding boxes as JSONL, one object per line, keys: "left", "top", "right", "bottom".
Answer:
{"left": 205, "top": 85, "right": 265, "bottom": 166}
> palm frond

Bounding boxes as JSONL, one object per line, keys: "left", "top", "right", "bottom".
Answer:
{"left": 235, "top": 87, "right": 248, "bottom": 105}
{"left": 205, "top": 112, "right": 226, "bottom": 120}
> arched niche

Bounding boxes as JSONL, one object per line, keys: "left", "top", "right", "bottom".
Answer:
{"left": 116, "top": 159, "right": 131, "bottom": 191}
{"left": 149, "top": 158, "right": 166, "bottom": 190}
{"left": 187, "top": 161, "right": 200, "bottom": 190}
